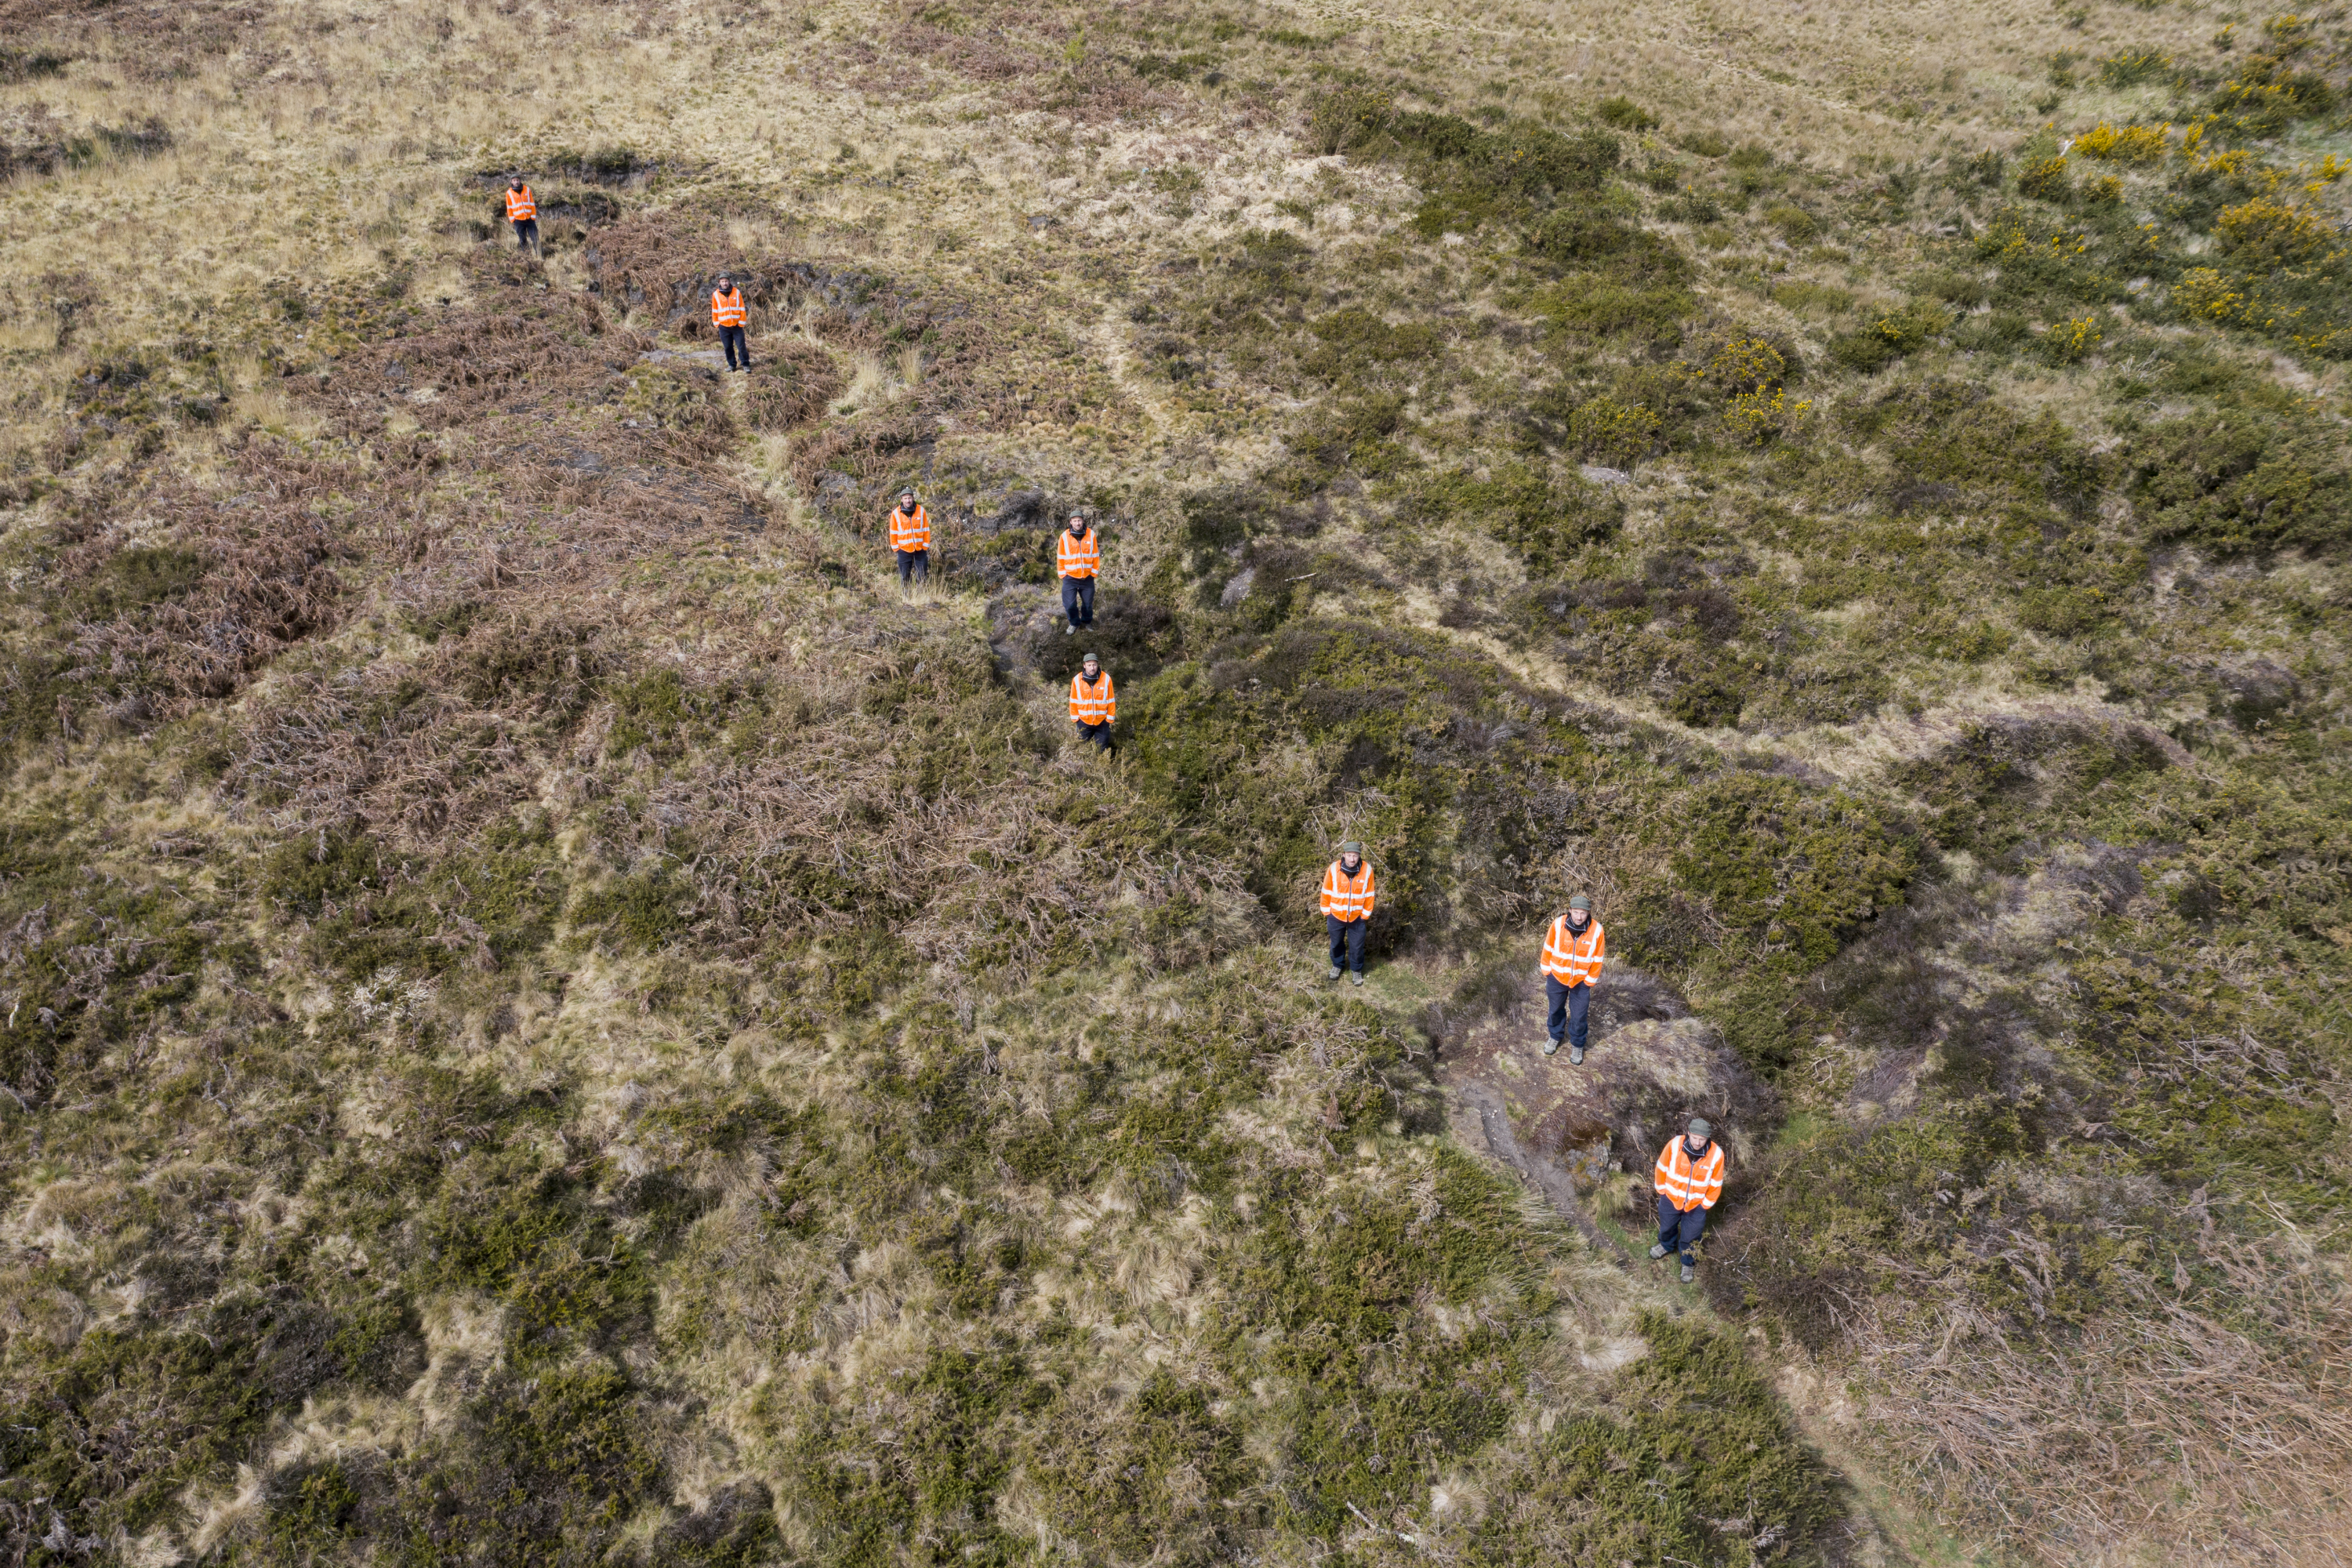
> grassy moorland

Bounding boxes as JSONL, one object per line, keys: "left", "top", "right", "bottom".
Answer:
{"left": 0, "top": 0, "right": 2347, "bottom": 1563}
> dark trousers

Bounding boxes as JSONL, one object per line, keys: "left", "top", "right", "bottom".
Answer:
{"left": 1073, "top": 720, "right": 1112, "bottom": 753}
{"left": 1060, "top": 574, "right": 1095, "bottom": 627}
{"left": 896, "top": 548, "right": 927, "bottom": 586}
{"left": 513, "top": 217, "right": 539, "bottom": 253}
{"left": 718, "top": 325, "right": 749, "bottom": 370}
{"left": 1327, "top": 915, "right": 1367, "bottom": 975}
{"left": 1546, "top": 977, "right": 1591, "bottom": 1050}
{"left": 1657, "top": 1197, "right": 1708, "bottom": 1265}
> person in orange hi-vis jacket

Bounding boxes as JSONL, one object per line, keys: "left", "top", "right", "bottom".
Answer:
{"left": 1540, "top": 893, "right": 1605, "bottom": 1063}
{"left": 1653, "top": 1118, "right": 1726, "bottom": 1284}
{"left": 1319, "top": 840, "right": 1375, "bottom": 986}
{"left": 1069, "top": 651, "right": 1115, "bottom": 753}
{"left": 711, "top": 274, "right": 750, "bottom": 373}
{"left": 887, "top": 488, "right": 930, "bottom": 595}
{"left": 504, "top": 176, "right": 539, "bottom": 256}
{"left": 1056, "top": 509, "right": 1101, "bottom": 635}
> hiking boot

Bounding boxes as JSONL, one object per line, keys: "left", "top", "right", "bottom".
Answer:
{"left": 1349, "top": 972, "right": 1365, "bottom": 988}
{"left": 1327, "top": 965, "right": 1341, "bottom": 982}
{"left": 1541, "top": 1038, "right": 1559, "bottom": 1056}
{"left": 1065, "top": 622, "right": 1074, "bottom": 635}
{"left": 1680, "top": 1263, "right": 1695, "bottom": 1284}
{"left": 1649, "top": 1243, "right": 1670, "bottom": 1260}
{"left": 1569, "top": 1047, "right": 1584, "bottom": 1065}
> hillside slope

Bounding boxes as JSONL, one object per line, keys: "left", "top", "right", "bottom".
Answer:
{"left": 1, "top": 1, "right": 2347, "bottom": 1564}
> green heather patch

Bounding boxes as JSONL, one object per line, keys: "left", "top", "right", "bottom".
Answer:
{"left": 1672, "top": 772, "right": 1915, "bottom": 971}
{"left": 1470, "top": 1311, "right": 1837, "bottom": 1563}
{"left": 1409, "top": 463, "right": 1622, "bottom": 572}
{"left": 2129, "top": 408, "right": 2352, "bottom": 554}
{"left": 261, "top": 815, "right": 566, "bottom": 975}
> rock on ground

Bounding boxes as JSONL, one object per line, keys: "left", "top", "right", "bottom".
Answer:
{"left": 1438, "top": 967, "right": 1772, "bottom": 1243}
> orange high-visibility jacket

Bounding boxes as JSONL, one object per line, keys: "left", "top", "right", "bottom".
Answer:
{"left": 711, "top": 287, "right": 746, "bottom": 327}
{"left": 1069, "top": 669, "right": 1115, "bottom": 724}
{"left": 1541, "top": 915, "right": 1606, "bottom": 987}
{"left": 888, "top": 506, "right": 931, "bottom": 553}
{"left": 1057, "top": 525, "right": 1100, "bottom": 579}
{"left": 1655, "top": 1137, "right": 1726, "bottom": 1212}
{"left": 505, "top": 185, "right": 536, "bottom": 222}
{"left": 1320, "top": 858, "right": 1376, "bottom": 921}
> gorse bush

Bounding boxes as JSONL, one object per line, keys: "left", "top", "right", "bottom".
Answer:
{"left": 2072, "top": 121, "right": 2170, "bottom": 162}
{"left": 1567, "top": 396, "right": 1664, "bottom": 465}
{"left": 2212, "top": 196, "right": 2336, "bottom": 267}
{"left": 1830, "top": 298, "right": 1951, "bottom": 371}
{"left": 2096, "top": 47, "right": 2171, "bottom": 86}
{"left": 2017, "top": 154, "right": 2071, "bottom": 201}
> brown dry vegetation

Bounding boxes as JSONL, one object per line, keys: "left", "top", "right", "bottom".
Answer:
{"left": 1, "top": 0, "right": 2349, "bottom": 1565}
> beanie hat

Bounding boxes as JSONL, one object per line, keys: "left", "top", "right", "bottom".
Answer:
{"left": 1686, "top": 1117, "right": 1712, "bottom": 1142}
{"left": 1567, "top": 895, "right": 1592, "bottom": 912}
{"left": 1339, "top": 840, "right": 1364, "bottom": 855}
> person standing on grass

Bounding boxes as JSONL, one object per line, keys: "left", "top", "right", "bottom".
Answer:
{"left": 1069, "top": 652, "right": 1115, "bottom": 753}
{"left": 1320, "top": 840, "right": 1375, "bottom": 987}
{"left": 1057, "top": 508, "right": 1100, "bottom": 635}
{"left": 1540, "top": 893, "right": 1606, "bottom": 1064}
{"left": 505, "top": 176, "right": 539, "bottom": 255}
{"left": 712, "top": 275, "right": 750, "bottom": 372}
{"left": 1653, "top": 1118, "right": 1726, "bottom": 1285}
{"left": 888, "top": 488, "right": 930, "bottom": 596}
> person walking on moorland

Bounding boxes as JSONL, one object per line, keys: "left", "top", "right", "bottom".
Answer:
{"left": 1069, "top": 651, "right": 1115, "bottom": 753}
{"left": 1320, "top": 840, "right": 1375, "bottom": 986}
{"left": 505, "top": 176, "right": 539, "bottom": 256}
{"left": 888, "top": 488, "right": 930, "bottom": 596}
{"left": 1541, "top": 894, "right": 1606, "bottom": 1063}
{"left": 1058, "top": 509, "right": 1100, "bottom": 635}
{"left": 1652, "top": 1118, "right": 1726, "bottom": 1285}
{"left": 712, "top": 274, "right": 750, "bottom": 372}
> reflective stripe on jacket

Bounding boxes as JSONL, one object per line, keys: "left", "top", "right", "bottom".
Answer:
{"left": 1655, "top": 1138, "right": 1726, "bottom": 1211}
{"left": 505, "top": 186, "right": 536, "bottom": 221}
{"left": 1541, "top": 916, "right": 1605, "bottom": 986}
{"left": 711, "top": 288, "right": 746, "bottom": 327}
{"left": 888, "top": 506, "right": 930, "bottom": 552}
{"left": 1319, "top": 859, "right": 1376, "bottom": 920}
{"left": 1069, "top": 670, "right": 1115, "bottom": 724}
{"left": 1057, "top": 527, "right": 1100, "bottom": 579}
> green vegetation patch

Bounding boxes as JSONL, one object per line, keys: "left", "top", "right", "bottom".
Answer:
{"left": 260, "top": 815, "right": 566, "bottom": 975}
{"left": 1469, "top": 1311, "right": 1838, "bottom": 1563}
{"left": 2129, "top": 408, "right": 2352, "bottom": 554}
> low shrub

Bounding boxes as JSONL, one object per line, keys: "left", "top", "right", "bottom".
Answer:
{"left": 1830, "top": 299, "right": 1951, "bottom": 371}
{"left": 2016, "top": 154, "right": 2071, "bottom": 201}
{"left": 2096, "top": 48, "right": 2171, "bottom": 86}
{"left": 2072, "top": 121, "right": 2170, "bottom": 162}
{"left": 1595, "top": 95, "right": 1658, "bottom": 130}
{"left": 2042, "top": 314, "right": 2104, "bottom": 365}
{"left": 1671, "top": 772, "right": 1915, "bottom": 971}
{"left": 2129, "top": 409, "right": 2352, "bottom": 554}
{"left": 2212, "top": 197, "right": 2335, "bottom": 268}
{"left": 1567, "top": 397, "right": 1664, "bottom": 466}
